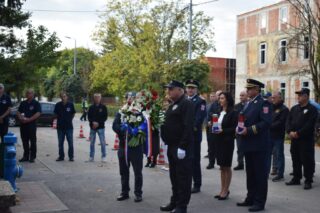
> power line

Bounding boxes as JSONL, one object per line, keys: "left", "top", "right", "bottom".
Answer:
{"left": 22, "top": 9, "right": 105, "bottom": 13}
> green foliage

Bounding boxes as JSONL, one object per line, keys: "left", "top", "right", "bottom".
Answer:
{"left": 166, "top": 59, "right": 211, "bottom": 93}
{"left": 91, "top": 0, "right": 214, "bottom": 97}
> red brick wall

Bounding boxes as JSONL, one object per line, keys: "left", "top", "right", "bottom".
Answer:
{"left": 205, "top": 57, "right": 227, "bottom": 91}
{"left": 268, "top": 8, "right": 279, "bottom": 33}
{"left": 247, "top": 15, "right": 258, "bottom": 37}
{"left": 237, "top": 18, "right": 246, "bottom": 41}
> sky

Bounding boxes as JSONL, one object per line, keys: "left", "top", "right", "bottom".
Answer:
{"left": 20, "top": 0, "right": 280, "bottom": 58}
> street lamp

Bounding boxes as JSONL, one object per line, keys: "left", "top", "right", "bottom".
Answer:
{"left": 65, "top": 36, "right": 77, "bottom": 75}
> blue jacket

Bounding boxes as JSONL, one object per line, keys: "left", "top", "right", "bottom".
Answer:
{"left": 189, "top": 94, "right": 206, "bottom": 131}
{"left": 239, "top": 94, "right": 272, "bottom": 152}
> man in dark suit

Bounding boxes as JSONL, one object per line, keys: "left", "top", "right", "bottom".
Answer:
{"left": 236, "top": 79, "right": 272, "bottom": 212}
{"left": 160, "top": 80, "right": 195, "bottom": 213}
{"left": 185, "top": 79, "right": 206, "bottom": 194}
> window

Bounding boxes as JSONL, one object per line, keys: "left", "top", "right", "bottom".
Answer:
{"left": 303, "top": 36, "right": 309, "bottom": 59}
{"left": 260, "top": 12, "right": 267, "bottom": 29}
{"left": 302, "top": 81, "right": 309, "bottom": 89}
{"left": 279, "top": 7, "right": 288, "bottom": 24}
{"left": 259, "top": 43, "right": 267, "bottom": 65}
{"left": 279, "top": 39, "right": 287, "bottom": 63}
{"left": 280, "top": 83, "right": 286, "bottom": 100}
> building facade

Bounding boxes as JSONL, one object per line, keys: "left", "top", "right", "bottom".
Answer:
{"left": 236, "top": 0, "right": 317, "bottom": 106}
{"left": 205, "top": 57, "right": 236, "bottom": 97}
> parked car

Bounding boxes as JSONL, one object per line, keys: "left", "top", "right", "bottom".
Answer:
{"left": 8, "top": 101, "right": 56, "bottom": 127}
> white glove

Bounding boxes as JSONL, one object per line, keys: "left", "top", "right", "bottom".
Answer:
{"left": 177, "top": 148, "right": 186, "bottom": 159}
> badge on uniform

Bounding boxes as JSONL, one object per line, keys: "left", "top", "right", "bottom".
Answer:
{"left": 275, "top": 109, "right": 280, "bottom": 113}
{"left": 254, "top": 100, "right": 257, "bottom": 104}
{"left": 99, "top": 108, "right": 102, "bottom": 112}
{"left": 263, "top": 107, "right": 269, "bottom": 114}
{"left": 66, "top": 107, "right": 70, "bottom": 112}
{"left": 303, "top": 109, "right": 308, "bottom": 114}
{"left": 172, "top": 104, "right": 178, "bottom": 111}
{"left": 2, "top": 100, "right": 6, "bottom": 104}
{"left": 201, "top": 104, "right": 205, "bottom": 111}
{"left": 29, "top": 106, "right": 34, "bottom": 110}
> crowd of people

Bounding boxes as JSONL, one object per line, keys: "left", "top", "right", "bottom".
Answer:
{"left": 0, "top": 78, "right": 318, "bottom": 213}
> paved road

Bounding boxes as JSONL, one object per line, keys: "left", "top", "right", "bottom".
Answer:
{"left": 9, "top": 115, "right": 320, "bottom": 213}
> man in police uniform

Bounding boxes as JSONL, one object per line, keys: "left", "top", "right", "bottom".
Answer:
{"left": 0, "top": 83, "right": 12, "bottom": 142}
{"left": 236, "top": 79, "right": 272, "bottom": 212}
{"left": 112, "top": 92, "right": 144, "bottom": 203}
{"left": 185, "top": 79, "right": 206, "bottom": 194}
{"left": 160, "top": 80, "right": 194, "bottom": 213}
{"left": 17, "top": 89, "right": 41, "bottom": 163}
{"left": 54, "top": 92, "right": 76, "bottom": 162}
{"left": 285, "top": 88, "right": 318, "bottom": 190}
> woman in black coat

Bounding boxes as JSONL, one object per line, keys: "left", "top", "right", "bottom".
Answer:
{"left": 212, "top": 92, "right": 237, "bottom": 200}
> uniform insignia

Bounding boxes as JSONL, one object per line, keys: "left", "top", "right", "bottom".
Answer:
{"left": 263, "top": 107, "right": 269, "bottom": 114}
{"left": 2, "top": 100, "right": 6, "bottom": 104}
{"left": 66, "top": 107, "right": 70, "bottom": 112}
{"left": 275, "top": 109, "right": 280, "bottom": 113}
{"left": 201, "top": 104, "right": 205, "bottom": 111}
{"left": 172, "top": 104, "right": 178, "bottom": 111}
{"left": 29, "top": 106, "right": 34, "bottom": 110}
{"left": 303, "top": 109, "right": 308, "bottom": 114}
{"left": 99, "top": 108, "right": 102, "bottom": 112}
{"left": 192, "top": 98, "right": 196, "bottom": 102}
{"left": 254, "top": 100, "right": 257, "bottom": 104}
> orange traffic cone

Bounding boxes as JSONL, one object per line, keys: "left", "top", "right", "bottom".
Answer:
{"left": 78, "top": 125, "right": 85, "bottom": 138}
{"left": 157, "top": 145, "right": 165, "bottom": 165}
{"left": 112, "top": 134, "right": 119, "bottom": 150}
{"left": 52, "top": 119, "right": 57, "bottom": 129}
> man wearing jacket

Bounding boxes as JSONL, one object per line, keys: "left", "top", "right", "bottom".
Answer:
{"left": 87, "top": 93, "right": 108, "bottom": 162}
{"left": 286, "top": 88, "right": 318, "bottom": 190}
{"left": 270, "top": 91, "right": 289, "bottom": 182}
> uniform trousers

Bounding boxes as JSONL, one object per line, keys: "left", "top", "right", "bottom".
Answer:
{"left": 20, "top": 124, "right": 37, "bottom": 160}
{"left": 192, "top": 130, "right": 202, "bottom": 188}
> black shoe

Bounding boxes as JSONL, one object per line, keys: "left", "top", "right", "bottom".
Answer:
{"left": 117, "top": 194, "right": 129, "bottom": 201}
{"left": 233, "top": 165, "right": 244, "bottom": 170}
{"left": 19, "top": 158, "right": 29, "bottom": 162}
{"left": 249, "top": 206, "right": 265, "bottom": 212}
{"left": 218, "top": 191, "right": 230, "bottom": 200}
{"left": 289, "top": 172, "right": 293, "bottom": 176}
{"left": 145, "top": 162, "right": 151, "bottom": 167}
{"left": 214, "top": 195, "right": 221, "bottom": 199}
{"left": 134, "top": 195, "right": 142, "bottom": 202}
{"left": 170, "top": 208, "right": 187, "bottom": 213}
{"left": 56, "top": 157, "right": 64, "bottom": 161}
{"left": 160, "top": 203, "right": 176, "bottom": 211}
{"left": 286, "top": 179, "right": 300, "bottom": 186}
{"left": 191, "top": 187, "right": 200, "bottom": 194}
{"left": 206, "top": 164, "right": 214, "bottom": 169}
{"left": 29, "top": 159, "right": 35, "bottom": 163}
{"left": 150, "top": 162, "right": 156, "bottom": 168}
{"left": 69, "top": 158, "right": 74, "bottom": 162}
{"left": 270, "top": 170, "right": 277, "bottom": 176}
{"left": 204, "top": 155, "right": 209, "bottom": 158}
{"left": 237, "top": 200, "right": 253, "bottom": 207}
{"left": 304, "top": 182, "right": 312, "bottom": 190}
{"left": 272, "top": 176, "right": 284, "bottom": 182}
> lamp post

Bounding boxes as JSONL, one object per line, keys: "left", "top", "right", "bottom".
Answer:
{"left": 65, "top": 36, "right": 77, "bottom": 75}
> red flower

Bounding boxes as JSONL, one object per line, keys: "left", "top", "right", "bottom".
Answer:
{"left": 151, "top": 90, "right": 158, "bottom": 100}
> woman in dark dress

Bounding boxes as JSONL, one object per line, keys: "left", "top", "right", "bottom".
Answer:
{"left": 212, "top": 92, "right": 237, "bottom": 200}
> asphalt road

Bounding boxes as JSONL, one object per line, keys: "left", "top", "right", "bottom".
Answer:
{"left": 8, "top": 114, "right": 320, "bottom": 213}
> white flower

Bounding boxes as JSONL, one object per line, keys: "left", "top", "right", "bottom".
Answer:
{"left": 137, "top": 116, "right": 143, "bottom": 122}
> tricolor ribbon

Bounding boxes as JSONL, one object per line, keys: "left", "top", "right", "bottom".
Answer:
{"left": 125, "top": 130, "right": 129, "bottom": 166}
{"left": 145, "top": 116, "right": 153, "bottom": 158}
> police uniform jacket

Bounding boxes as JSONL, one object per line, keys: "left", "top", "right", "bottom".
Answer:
{"left": 161, "top": 95, "right": 195, "bottom": 151}
{"left": 88, "top": 104, "right": 108, "bottom": 129}
{"left": 0, "top": 94, "right": 12, "bottom": 124}
{"left": 239, "top": 94, "right": 272, "bottom": 152}
{"left": 270, "top": 102, "right": 289, "bottom": 140}
{"left": 189, "top": 94, "right": 206, "bottom": 131}
{"left": 54, "top": 101, "right": 76, "bottom": 130}
{"left": 18, "top": 99, "right": 41, "bottom": 127}
{"left": 286, "top": 102, "right": 318, "bottom": 142}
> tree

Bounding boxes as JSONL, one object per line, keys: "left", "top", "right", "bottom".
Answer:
{"left": 285, "top": 0, "right": 320, "bottom": 102}
{"left": 91, "top": 0, "right": 215, "bottom": 97}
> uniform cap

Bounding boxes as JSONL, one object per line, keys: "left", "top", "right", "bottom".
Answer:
{"left": 185, "top": 79, "right": 200, "bottom": 88}
{"left": 164, "top": 80, "right": 184, "bottom": 89}
{"left": 295, "top": 88, "right": 310, "bottom": 96}
{"left": 245, "top": 79, "right": 265, "bottom": 88}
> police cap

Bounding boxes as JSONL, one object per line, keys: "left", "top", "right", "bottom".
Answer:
{"left": 295, "top": 88, "right": 310, "bottom": 96}
{"left": 164, "top": 80, "right": 184, "bottom": 89}
{"left": 245, "top": 79, "right": 265, "bottom": 89}
{"left": 185, "top": 79, "right": 199, "bottom": 88}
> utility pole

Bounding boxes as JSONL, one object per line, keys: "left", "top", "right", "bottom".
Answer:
{"left": 188, "top": 0, "right": 193, "bottom": 60}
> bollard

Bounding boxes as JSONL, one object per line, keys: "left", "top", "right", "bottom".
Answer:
{"left": 3, "top": 132, "right": 23, "bottom": 192}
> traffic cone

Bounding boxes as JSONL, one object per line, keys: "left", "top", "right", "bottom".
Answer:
{"left": 157, "top": 145, "right": 165, "bottom": 165}
{"left": 52, "top": 119, "right": 57, "bottom": 129}
{"left": 78, "top": 125, "right": 85, "bottom": 138}
{"left": 112, "top": 134, "right": 119, "bottom": 150}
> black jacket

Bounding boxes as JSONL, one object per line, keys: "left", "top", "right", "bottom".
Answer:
{"left": 270, "top": 102, "right": 289, "bottom": 140}
{"left": 213, "top": 109, "right": 238, "bottom": 143}
{"left": 286, "top": 102, "right": 318, "bottom": 141}
{"left": 207, "top": 101, "right": 221, "bottom": 122}
{"left": 161, "top": 95, "right": 195, "bottom": 151}
{"left": 88, "top": 103, "right": 108, "bottom": 129}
